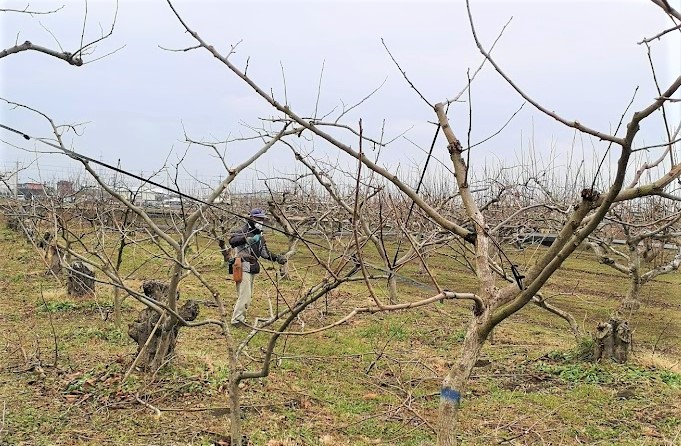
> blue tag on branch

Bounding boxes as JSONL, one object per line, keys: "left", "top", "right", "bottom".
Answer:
{"left": 440, "top": 387, "right": 461, "bottom": 404}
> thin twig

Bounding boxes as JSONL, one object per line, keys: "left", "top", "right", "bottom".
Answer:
{"left": 381, "top": 38, "right": 433, "bottom": 108}
{"left": 136, "top": 394, "right": 161, "bottom": 418}
{"left": 465, "top": 0, "right": 622, "bottom": 144}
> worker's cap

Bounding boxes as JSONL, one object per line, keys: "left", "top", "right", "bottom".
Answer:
{"left": 248, "top": 208, "right": 268, "bottom": 220}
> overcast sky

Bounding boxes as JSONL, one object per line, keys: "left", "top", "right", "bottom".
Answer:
{"left": 1, "top": 0, "right": 680, "bottom": 193}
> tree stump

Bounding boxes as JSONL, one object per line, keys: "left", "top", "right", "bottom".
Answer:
{"left": 594, "top": 319, "right": 631, "bottom": 363}
{"left": 127, "top": 280, "right": 199, "bottom": 371}
{"left": 7, "top": 217, "right": 21, "bottom": 231}
{"left": 67, "top": 261, "right": 95, "bottom": 296}
{"left": 47, "top": 245, "right": 61, "bottom": 275}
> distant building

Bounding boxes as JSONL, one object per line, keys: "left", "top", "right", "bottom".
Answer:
{"left": 111, "top": 185, "right": 169, "bottom": 204}
{"left": 57, "top": 180, "right": 75, "bottom": 197}
{"left": 144, "top": 186, "right": 170, "bottom": 203}
{"left": 17, "top": 182, "right": 52, "bottom": 199}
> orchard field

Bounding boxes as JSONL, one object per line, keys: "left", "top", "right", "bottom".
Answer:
{"left": 1, "top": 220, "right": 680, "bottom": 445}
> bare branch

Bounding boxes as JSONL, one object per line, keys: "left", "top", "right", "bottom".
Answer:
{"left": 247, "top": 290, "right": 483, "bottom": 337}
{"left": 0, "top": 5, "right": 64, "bottom": 15}
{"left": 165, "top": 0, "right": 473, "bottom": 241}
{"left": 638, "top": 22, "right": 681, "bottom": 44}
{"left": 445, "top": 16, "right": 513, "bottom": 105}
{"left": 0, "top": 40, "right": 83, "bottom": 65}
{"left": 158, "top": 44, "right": 201, "bottom": 52}
{"left": 649, "top": 0, "right": 681, "bottom": 21}
{"left": 465, "top": 0, "right": 623, "bottom": 144}
{"left": 335, "top": 76, "right": 388, "bottom": 124}
{"left": 381, "top": 38, "right": 433, "bottom": 108}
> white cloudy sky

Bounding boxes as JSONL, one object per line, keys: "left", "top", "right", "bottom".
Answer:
{"left": 1, "top": 0, "right": 680, "bottom": 192}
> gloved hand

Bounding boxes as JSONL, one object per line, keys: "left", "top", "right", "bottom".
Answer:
{"left": 277, "top": 255, "right": 287, "bottom": 265}
{"left": 249, "top": 234, "right": 261, "bottom": 244}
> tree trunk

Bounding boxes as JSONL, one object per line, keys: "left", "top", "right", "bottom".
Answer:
{"left": 47, "top": 245, "right": 61, "bottom": 275}
{"left": 67, "top": 261, "right": 95, "bottom": 296}
{"left": 616, "top": 274, "right": 642, "bottom": 317}
{"left": 418, "top": 251, "right": 430, "bottom": 276}
{"left": 279, "top": 261, "right": 291, "bottom": 280}
{"left": 594, "top": 318, "right": 631, "bottom": 363}
{"left": 127, "top": 280, "right": 199, "bottom": 371}
{"left": 37, "top": 231, "right": 52, "bottom": 250}
{"left": 437, "top": 317, "right": 490, "bottom": 446}
{"left": 113, "top": 285, "right": 122, "bottom": 329}
{"left": 595, "top": 267, "right": 637, "bottom": 364}
{"left": 228, "top": 377, "right": 244, "bottom": 446}
{"left": 387, "top": 274, "right": 399, "bottom": 304}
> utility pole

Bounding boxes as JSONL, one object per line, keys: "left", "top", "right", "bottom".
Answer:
{"left": 14, "top": 160, "right": 19, "bottom": 198}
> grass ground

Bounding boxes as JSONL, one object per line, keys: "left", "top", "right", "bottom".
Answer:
{"left": 0, "top": 222, "right": 680, "bottom": 445}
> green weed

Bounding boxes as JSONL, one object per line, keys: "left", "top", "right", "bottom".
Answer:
{"left": 69, "top": 326, "right": 128, "bottom": 344}
{"left": 536, "top": 362, "right": 612, "bottom": 384}
{"left": 38, "top": 300, "right": 77, "bottom": 312}
{"left": 658, "top": 416, "right": 681, "bottom": 431}
{"left": 660, "top": 370, "right": 681, "bottom": 388}
{"left": 546, "top": 336, "right": 595, "bottom": 362}
{"left": 453, "top": 329, "right": 466, "bottom": 343}
{"left": 387, "top": 323, "right": 408, "bottom": 341}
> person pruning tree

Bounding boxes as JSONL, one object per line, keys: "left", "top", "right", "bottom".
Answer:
{"left": 228, "top": 208, "right": 287, "bottom": 327}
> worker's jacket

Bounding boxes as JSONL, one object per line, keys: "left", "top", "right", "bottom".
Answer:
{"left": 228, "top": 222, "right": 280, "bottom": 274}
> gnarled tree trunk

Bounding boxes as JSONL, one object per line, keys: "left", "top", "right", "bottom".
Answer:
{"left": 595, "top": 262, "right": 637, "bottom": 364}
{"left": 127, "top": 280, "right": 199, "bottom": 371}
{"left": 47, "top": 245, "right": 62, "bottom": 275}
{"left": 594, "top": 318, "right": 631, "bottom": 363}
{"left": 67, "top": 261, "right": 95, "bottom": 296}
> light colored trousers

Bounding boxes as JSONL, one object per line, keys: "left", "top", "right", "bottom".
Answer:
{"left": 231, "top": 272, "right": 255, "bottom": 324}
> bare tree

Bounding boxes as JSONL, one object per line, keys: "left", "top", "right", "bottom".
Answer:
{"left": 2, "top": 102, "right": 399, "bottom": 445}
{"left": 164, "top": 1, "right": 681, "bottom": 444}
{"left": 588, "top": 197, "right": 681, "bottom": 362}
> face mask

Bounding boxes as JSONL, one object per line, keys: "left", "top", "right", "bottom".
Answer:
{"left": 254, "top": 222, "right": 263, "bottom": 231}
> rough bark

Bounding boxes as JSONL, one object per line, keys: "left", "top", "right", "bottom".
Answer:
{"left": 127, "top": 280, "right": 198, "bottom": 371}
{"left": 228, "top": 377, "right": 244, "bottom": 446}
{"left": 47, "top": 245, "right": 62, "bottom": 275}
{"left": 594, "top": 319, "right": 631, "bottom": 363}
{"left": 67, "top": 261, "right": 95, "bottom": 296}
{"left": 437, "top": 315, "right": 491, "bottom": 446}
{"left": 141, "top": 280, "right": 177, "bottom": 302}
